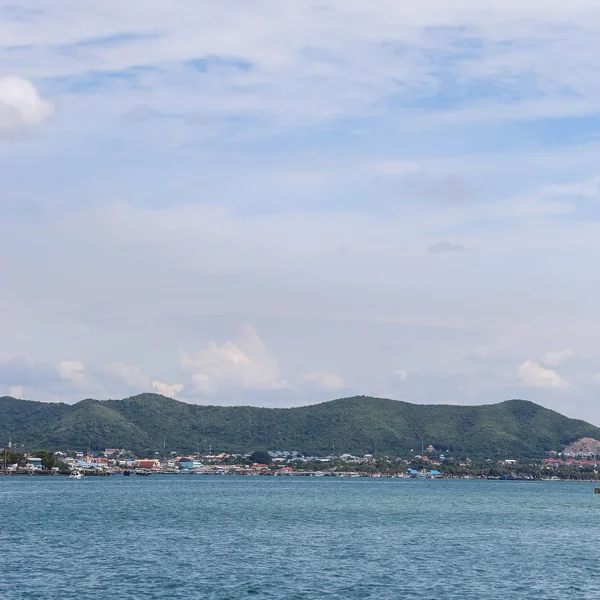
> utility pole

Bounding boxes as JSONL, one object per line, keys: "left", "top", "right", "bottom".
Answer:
{"left": 332, "top": 439, "right": 335, "bottom": 469}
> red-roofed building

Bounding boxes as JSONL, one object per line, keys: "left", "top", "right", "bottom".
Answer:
{"left": 137, "top": 459, "right": 161, "bottom": 469}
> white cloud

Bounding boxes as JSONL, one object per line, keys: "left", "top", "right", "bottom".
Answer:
{"left": 301, "top": 370, "right": 345, "bottom": 390}
{"left": 152, "top": 381, "right": 183, "bottom": 398}
{"left": 105, "top": 362, "right": 149, "bottom": 389}
{"left": 0, "top": 77, "right": 54, "bottom": 138}
{"left": 57, "top": 360, "right": 86, "bottom": 384}
{"left": 181, "top": 325, "right": 288, "bottom": 395}
{"left": 517, "top": 359, "right": 570, "bottom": 390}
{"left": 538, "top": 348, "right": 576, "bottom": 368}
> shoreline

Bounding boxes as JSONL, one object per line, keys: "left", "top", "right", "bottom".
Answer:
{"left": 1, "top": 470, "right": 598, "bottom": 482}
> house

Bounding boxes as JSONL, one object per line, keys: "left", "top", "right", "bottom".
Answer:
{"left": 178, "top": 460, "right": 203, "bottom": 470}
{"left": 25, "top": 457, "right": 43, "bottom": 470}
{"left": 137, "top": 459, "right": 161, "bottom": 469}
{"left": 74, "top": 460, "right": 109, "bottom": 470}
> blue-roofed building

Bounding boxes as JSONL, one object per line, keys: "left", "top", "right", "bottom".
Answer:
{"left": 25, "top": 457, "right": 43, "bottom": 470}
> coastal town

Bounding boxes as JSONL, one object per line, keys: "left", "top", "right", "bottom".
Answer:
{"left": 3, "top": 440, "right": 600, "bottom": 480}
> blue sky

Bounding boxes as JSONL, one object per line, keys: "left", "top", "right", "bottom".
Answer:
{"left": 3, "top": 1, "right": 600, "bottom": 422}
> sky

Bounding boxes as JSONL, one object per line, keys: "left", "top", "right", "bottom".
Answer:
{"left": 3, "top": 1, "right": 600, "bottom": 422}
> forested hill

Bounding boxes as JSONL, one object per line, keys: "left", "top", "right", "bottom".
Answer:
{"left": 1, "top": 394, "right": 599, "bottom": 459}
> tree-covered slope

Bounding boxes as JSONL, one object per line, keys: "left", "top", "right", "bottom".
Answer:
{"left": 37, "top": 400, "right": 152, "bottom": 451}
{"left": 0, "top": 395, "right": 71, "bottom": 445}
{"left": 1, "top": 394, "right": 599, "bottom": 458}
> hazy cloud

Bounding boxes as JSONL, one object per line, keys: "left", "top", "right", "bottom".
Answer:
{"left": 152, "top": 380, "right": 183, "bottom": 398}
{"left": 58, "top": 360, "right": 86, "bottom": 384}
{"left": 517, "top": 359, "right": 570, "bottom": 390}
{"left": 9, "top": 385, "right": 23, "bottom": 399}
{"left": 428, "top": 240, "right": 468, "bottom": 254}
{"left": 466, "top": 346, "right": 492, "bottom": 362}
{"left": 538, "top": 349, "right": 576, "bottom": 368}
{"left": 0, "top": 358, "right": 59, "bottom": 387}
{"left": 105, "top": 362, "right": 150, "bottom": 389}
{"left": 301, "top": 370, "right": 345, "bottom": 390}
{"left": 393, "top": 370, "right": 409, "bottom": 382}
{"left": 181, "top": 326, "right": 288, "bottom": 395}
{"left": 401, "top": 171, "right": 472, "bottom": 205}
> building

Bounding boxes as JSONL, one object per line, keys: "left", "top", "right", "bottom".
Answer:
{"left": 178, "top": 460, "right": 203, "bottom": 470}
{"left": 25, "top": 457, "right": 43, "bottom": 470}
{"left": 137, "top": 459, "right": 161, "bottom": 469}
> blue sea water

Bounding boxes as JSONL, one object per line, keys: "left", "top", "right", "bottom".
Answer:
{"left": 1, "top": 476, "right": 600, "bottom": 599}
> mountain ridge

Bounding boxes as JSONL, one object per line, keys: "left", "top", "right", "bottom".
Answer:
{"left": 1, "top": 394, "right": 598, "bottom": 458}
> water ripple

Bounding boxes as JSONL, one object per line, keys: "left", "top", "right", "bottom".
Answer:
{"left": 0, "top": 477, "right": 599, "bottom": 599}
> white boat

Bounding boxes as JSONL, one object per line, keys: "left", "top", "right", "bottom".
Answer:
{"left": 69, "top": 471, "right": 82, "bottom": 479}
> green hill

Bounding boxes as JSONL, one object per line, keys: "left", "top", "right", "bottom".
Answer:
{"left": 1, "top": 394, "right": 599, "bottom": 459}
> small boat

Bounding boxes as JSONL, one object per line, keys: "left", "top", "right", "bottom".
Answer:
{"left": 69, "top": 471, "right": 82, "bottom": 479}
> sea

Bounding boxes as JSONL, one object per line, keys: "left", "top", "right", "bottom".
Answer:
{"left": 1, "top": 476, "right": 599, "bottom": 599}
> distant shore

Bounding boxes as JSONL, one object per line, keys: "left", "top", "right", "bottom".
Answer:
{"left": 2, "top": 469, "right": 598, "bottom": 482}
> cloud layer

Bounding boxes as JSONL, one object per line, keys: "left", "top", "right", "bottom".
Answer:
{"left": 4, "top": 3, "right": 600, "bottom": 423}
